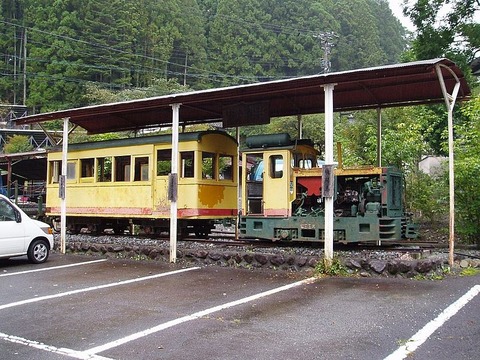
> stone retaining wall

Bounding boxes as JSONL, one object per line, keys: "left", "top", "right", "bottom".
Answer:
{"left": 64, "top": 242, "right": 480, "bottom": 277}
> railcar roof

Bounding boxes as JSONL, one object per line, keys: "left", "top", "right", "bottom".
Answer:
{"left": 48, "top": 130, "right": 237, "bottom": 152}
{"left": 16, "top": 58, "right": 471, "bottom": 134}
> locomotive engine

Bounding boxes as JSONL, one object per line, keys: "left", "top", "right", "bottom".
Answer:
{"left": 239, "top": 133, "right": 417, "bottom": 243}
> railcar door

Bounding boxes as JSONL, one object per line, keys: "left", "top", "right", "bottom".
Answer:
{"left": 154, "top": 148, "right": 172, "bottom": 214}
{"left": 262, "top": 152, "right": 290, "bottom": 216}
{"left": 384, "top": 168, "right": 404, "bottom": 217}
{"left": 245, "top": 153, "right": 264, "bottom": 214}
{"left": 244, "top": 151, "right": 290, "bottom": 216}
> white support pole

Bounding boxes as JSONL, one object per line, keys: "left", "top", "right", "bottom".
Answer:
{"left": 236, "top": 127, "right": 240, "bottom": 240}
{"left": 435, "top": 65, "right": 460, "bottom": 268}
{"left": 169, "top": 104, "right": 181, "bottom": 263}
{"left": 376, "top": 108, "right": 382, "bottom": 167}
{"left": 297, "top": 114, "right": 303, "bottom": 139}
{"left": 323, "top": 83, "right": 336, "bottom": 266}
{"left": 60, "top": 118, "right": 69, "bottom": 254}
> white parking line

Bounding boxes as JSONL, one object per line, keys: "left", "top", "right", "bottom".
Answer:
{"left": 0, "top": 332, "right": 112, "bottom": 360}
{"left": 0, "top": 259, "right": 108, "bottom": 277}
{"left": 384, "top": 284, "right": 480, "bottom": 360}
{"left": 0, "top": 267, "right": 200, "bottom": 311}
{"left": 84, "top": 276, "right": 317, "bottom": 356}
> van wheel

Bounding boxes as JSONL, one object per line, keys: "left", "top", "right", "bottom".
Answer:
{"left": 27, "top": 239, "right": 50, "bottom": 264}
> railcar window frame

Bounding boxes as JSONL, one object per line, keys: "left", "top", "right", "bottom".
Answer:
{"left": 134, "top": 156, "right": 149, "bottom": 181}
{"left": 66, "top": 161, "right": 77, "bottom": 181}
{"left": 96, "top": 157, "right": 112, "bottom": 182}
{"left": 114, "top": 155, "right": 131, "bottom": 182}
{"left": 180, "top": 151, "right": 194, "bottom": 178}
{"left": 269, "top": 155, "right": 284, "bottom": 179}
{"left": 49, "top": 160, "right": 60, "bottom": 184}
{"left": 80, "top": 158, "right": 94, "bottom": 179}
{"left": 219, "top": 155, "right": 234, "bottom": 181}
{"left": 201, "top": 151, "right": 216, "bottom": 180}
{"left": 156, "top": 149, "right": 171, "bottom": 177}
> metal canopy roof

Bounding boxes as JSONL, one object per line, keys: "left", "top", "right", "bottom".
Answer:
{"left": 0, "top": 150, "right": 47, "bottom": 180}
{"left": 16, "top": 58, "right": 471, "bottom": 134}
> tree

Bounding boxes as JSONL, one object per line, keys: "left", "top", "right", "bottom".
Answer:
{"left": 404, "top": 0, "right": 479, "bottom": 81}
{"left": 453, "top": 94, "right": 480, "bottom": 244}
{"left": 3, "top": 135, "right": 34, "bottom": 153}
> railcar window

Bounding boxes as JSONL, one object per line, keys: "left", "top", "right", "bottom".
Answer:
{"left": 81, "top": 158, "right": 94, "bottom": 178}
{"left": 97, "top": 157, "right": 112, "bottom": 182}
{"left": 246, "top": 154, "right": 264, "bottom": 182}
{"left": 134, "top": 157, "right": 149, "bottom": 181}
{"left": 180, "top": 151, "right": 194, "bottom": 178}
{"left": 115, "top": 156, "right": 131, "bottom": 182}
{"left": 219, "top": 155, "right": 233, "bottom": 180}
{"left": 156, "top": 149, "right": 171, "bottom": 176}
{"left": 49, "top": 161, "right": 60, "bottom": 183}
{"left": 270, "top": 155, "right": 284, "bottom": 179}
{"left": 202, "top": 152, "right": 216, "bottom": 179}
{"left": 299, "top": 159, "right": 313, "bottom": 169}
{"left": 48, "top": 160, "right": 76, "bottom": 182}
{"left": 67, "top": 162, "right": 76, "bottom": 180}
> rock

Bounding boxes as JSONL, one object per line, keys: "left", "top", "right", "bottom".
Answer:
{"left": 345, "top": 259, "right": 362, "bottom": 270}
{"left": 415, "top": 260, "right": 433, "bottom": 273}
{"left": 208, "top": 252, "right": 222, "bottom": 261}
{"left": 270, "top": 255, "right": 285, "bottom": 266}
{"left": 195, "top": 250, "right": 208, "bottom": 259}
{"left": 369, "top": 260, "right": 387, "bottom": 274}
{"left": 286, "top": 255, "right": 296, "bottom": 265}
{"left": 90, "top": 244, "right": 101, "bottom": 252}
{"left": 296, "top": 256, "right": 308, "bottom": 267}
{"left": 460, "top": 259, "right": 470, "bottom": 268}
{"left": 254, "top": 254, "right": 269, "bottom": 265}
{"left": 243, "top": 253, "right": 254, "bottom": 264}
{"left": 307, "top": 258, "right": 318, "bottom": 268}
{"left": 397, "top": 261, "right": 414, "bottom": 273}
{"left": 387, "top": 262, "right": 399, "bottom": 275}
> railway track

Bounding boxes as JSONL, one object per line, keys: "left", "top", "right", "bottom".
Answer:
{"left": 63, "top": 228, "right": 480, "bottom": 259}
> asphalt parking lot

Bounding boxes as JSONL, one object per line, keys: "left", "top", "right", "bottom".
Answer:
{"left": 1, "top": 253, "right": 479, "bottom": 360}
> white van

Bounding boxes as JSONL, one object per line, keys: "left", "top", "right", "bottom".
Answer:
{"left": 0, "top": 194, "right": 54, "bottom": 264}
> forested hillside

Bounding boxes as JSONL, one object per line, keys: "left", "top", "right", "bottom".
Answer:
{"left": 1, "top": 0, "right": 406, "bottom": 112}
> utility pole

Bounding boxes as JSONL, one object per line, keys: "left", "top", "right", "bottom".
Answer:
{"left": 314, "top": 31, "right": 338, "bottom": 73}
{"left": 23, "top": 28, "right": 27, "bottom": 106}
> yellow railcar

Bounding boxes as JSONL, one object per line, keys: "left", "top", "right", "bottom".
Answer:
{"left": 46, "top": 131, "right": 238, "bottom": 236}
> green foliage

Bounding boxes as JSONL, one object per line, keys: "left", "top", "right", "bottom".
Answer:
{"left": 3, "top": 135, "right": 34, "bottom": 154}
{"left": 459, "top": 267, "right": 480, "bottom": 277}
{"left": 1, "top": 0, "right": 406, "bottom": 108}
{"left": 404, "top": 0, "right": 479, "bottom": 85}
{"left": 453, "top": 94, "right": 480, "bottom": 243}
{"left": 314, "top": 257, "right": 348, "bottom": 276}
{"left": 405, "top": 170, "right": 447, "bottom": 222}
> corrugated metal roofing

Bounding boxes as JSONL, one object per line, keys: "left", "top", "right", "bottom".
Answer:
{"left": 16, "top": 58, "right": 471, "bottom": 134}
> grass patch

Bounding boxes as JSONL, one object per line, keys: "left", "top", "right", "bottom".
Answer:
{"left": 459, "top": 267, "right": 480, "bottom": 277}
{"left": 314, "top": 257, "right": 348, "bottom": 276}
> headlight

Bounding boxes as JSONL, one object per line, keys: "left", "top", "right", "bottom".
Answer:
{"left": 41, "top": 227, "right": 53, "bottom": 235}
